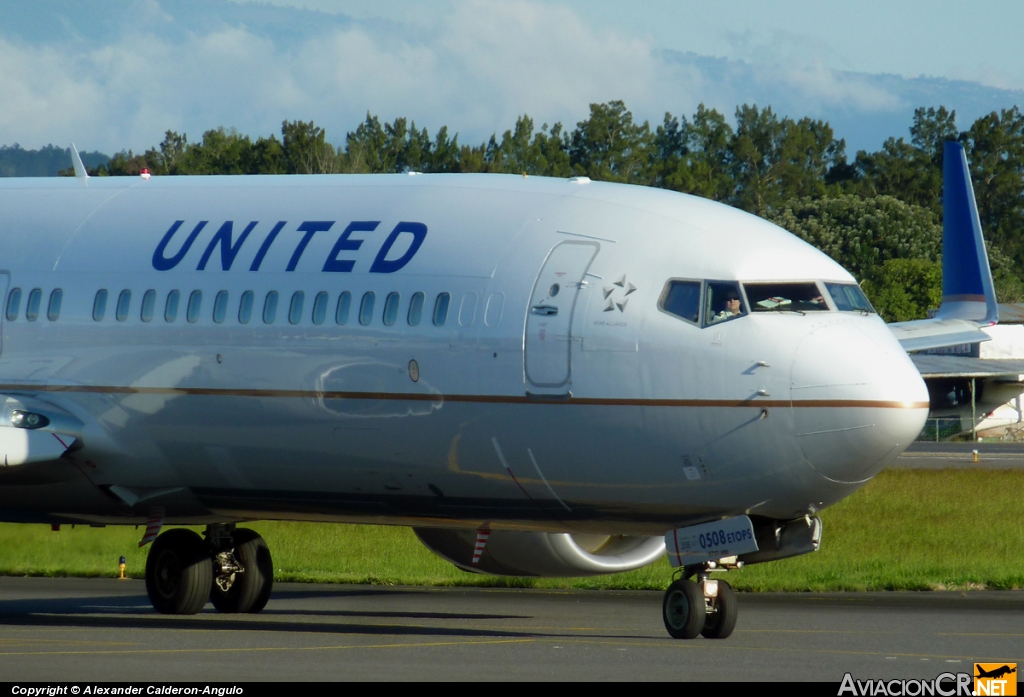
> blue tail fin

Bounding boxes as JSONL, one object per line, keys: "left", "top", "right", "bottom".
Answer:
{"left": 936, "top": 141, "right": 998, "bottom": 324}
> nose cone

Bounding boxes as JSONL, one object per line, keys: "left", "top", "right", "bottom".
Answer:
{"left": 791, "top": 320, "right": 929, "bottom": 483}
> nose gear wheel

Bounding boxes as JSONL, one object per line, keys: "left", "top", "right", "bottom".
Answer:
{"left": 662, "top": 565, "right": 739, "bottom": 640}
{"left": 662, "top": 578, "right": 705, "bottom": 639}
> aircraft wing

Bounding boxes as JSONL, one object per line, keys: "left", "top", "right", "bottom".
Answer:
{"left": 888, "top": 319, "right": 992, "bottom": 353}
{"left": 910, "top": 353, "right": 1024, "bottom": 379}
{"left": 888, "top": 142, "right": 998, "bottom": 353}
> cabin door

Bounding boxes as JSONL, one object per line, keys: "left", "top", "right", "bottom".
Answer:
{"left": 0, "top": 273, "right": 8, "bottom": 358}
{"left": 524, "top": 242, "right": 599, "bottom": 389}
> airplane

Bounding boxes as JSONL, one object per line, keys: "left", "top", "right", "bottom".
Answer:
{"left": 0, "top": 140, "right": 995, "bottom": 640}
{"left": 975, "top": 665, "right": 1017, "bottom": 680}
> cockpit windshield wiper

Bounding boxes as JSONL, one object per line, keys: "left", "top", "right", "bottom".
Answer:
{"left": 766, "top": 305, "right": 805, "bottom": 315}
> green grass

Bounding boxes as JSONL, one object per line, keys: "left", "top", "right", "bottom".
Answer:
{"left": 0, "top": 470, "right": 1021, "bottom": 591}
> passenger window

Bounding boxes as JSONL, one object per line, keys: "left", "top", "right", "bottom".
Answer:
{"left": 825, "top": 283, "right": 875, "bottom": 313}
{"left": 408, "top": 292, "right": 424, "bottom": 326}
{"left": 484, "top": 293, "right": 504, "bottom": 327}
{"left": 25, "top": 288, "right": 42, "bottom": 322}
{"left": 187, "top": 290, "right": 202, "bottom": 323}
{"left": 383, "top": 292, "right": 400, "bottom": 326}
{"left": 116, "top": 290, "right": 131, "bottom": 322}
{"left": 702, "top": 282, "right": 745, "bottom": 326}
{"left": 93, "top": 289, "right": 108, "bottom": 322}
{"left": 289, "top": 291, "right": 304, "bottom": 325}
{"left": 335, "top": 291, "right": 351, "bottom": 325}
{"left": 5, "top": 288, "right": 21, "bottom": 321}
{"left": 213, "top": 291, "right": 229, "bottom": 324}
{"left": 359, "top": 292, "right": 375, "bottom": 326}
{"left": 433, "top": 292, "right": 450, "bottom": 326}
{"left": 164, "top": 290, "right": 180, "bottom": 322}
{"left": 744, "top": 282, "right": 829, "bottom": 313}
{"left": 660, "top": 280, "right": 701, "bottom": 324}
{"left": 263, "top": 291, "right": 278, "bottom": 324}
{"left": 140, "top": 290, "right": 156, "bottom": 322}
{"left": 312, "top": 291, "right": 328, "bottom": 325}
{"left": 238, "top": 291, "right": 254, "bottom": 324}
{"left": 459, "top": 292, "right": 477, "bottom": 327}
{"left": 47, "top": 289, "right": 63, "bottom": 321}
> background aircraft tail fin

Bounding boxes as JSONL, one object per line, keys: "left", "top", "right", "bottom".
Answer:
{"left": 888, "top": 141, "right": 998, "bottom": 352}
{"left": 69, "top": 143, "right": 89, "bottom": 181}
{"left": 934, "top": 140, "right": 998, "bottom": 324}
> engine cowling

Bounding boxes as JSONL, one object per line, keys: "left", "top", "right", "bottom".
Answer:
{"left": 413, "top": 528, "right": 666, "bottom": 577}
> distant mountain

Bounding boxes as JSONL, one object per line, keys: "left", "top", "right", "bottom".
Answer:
{"left": 662, "top": 51, "right": 1024, "bottom": 154}
{"left": 0, "top": 145, "right": 110, "bottom": 177}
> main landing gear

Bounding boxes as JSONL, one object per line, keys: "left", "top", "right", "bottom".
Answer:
{"left": 144, "top": 524, "right": 274, "bottom": 615}
{"left": 662, "top": 563, "right": 738, "bottom": 640}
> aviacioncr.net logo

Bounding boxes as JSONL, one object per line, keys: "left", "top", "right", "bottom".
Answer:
{"left": 838, "top": 672, "right": 974, "bottom": 696}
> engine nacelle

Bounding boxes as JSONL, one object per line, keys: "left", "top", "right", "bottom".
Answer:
{"left": 413, "top": 528, "right": 666, "bottom": 577}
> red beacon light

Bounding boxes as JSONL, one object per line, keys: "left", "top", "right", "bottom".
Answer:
{"left": 140, "top": 168, "right": 151, "bottom": 180}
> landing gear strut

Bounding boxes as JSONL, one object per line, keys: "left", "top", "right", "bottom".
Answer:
{"left": 662, "top": 562, "right": 738, "bottom": 640}
{"left": 143, "top": 524, "right": 274, "bottom": 615}
{"left": 208, "top": 525, "right": 274, "bottom": 614}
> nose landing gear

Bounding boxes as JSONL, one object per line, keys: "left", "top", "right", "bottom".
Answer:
{"left": 662, "top": 563, "right": 739, "bottom": 640}
{"left": 143, "top": 524, "right": 274, "bottom": 615}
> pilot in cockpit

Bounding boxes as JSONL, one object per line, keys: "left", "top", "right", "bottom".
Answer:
{"left": 711, "top": 290, "right": 744, "bottom": 323}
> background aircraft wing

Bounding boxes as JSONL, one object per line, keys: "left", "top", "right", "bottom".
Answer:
{"left": 888, "top": 319, "right": 992, "bottom": 353}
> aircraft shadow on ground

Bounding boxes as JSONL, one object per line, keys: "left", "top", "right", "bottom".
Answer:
{"left": 0, "top": 591, "right": 656, "bottom": 640}
{"left": 0, "top": 594, "right": 570, "bottom": 640}
{"left": 259, "top": 609, "right": 525, "bottom": 620}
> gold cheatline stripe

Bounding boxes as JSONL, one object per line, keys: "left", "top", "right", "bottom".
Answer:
{"left": 0, "top": 384, "right": 929, "bottom": 409}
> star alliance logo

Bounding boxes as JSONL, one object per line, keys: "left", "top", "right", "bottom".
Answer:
{"left": 603, "top": 274, "right": 637, "bottom": 312}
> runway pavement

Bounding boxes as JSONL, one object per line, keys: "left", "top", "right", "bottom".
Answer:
{"left": 0, "top": 577, "right": 1020, "bottom": 682}
{"left": 893, "top": 441, "right": 1024, "bottom": 469}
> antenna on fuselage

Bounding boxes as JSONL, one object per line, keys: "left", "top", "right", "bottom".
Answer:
{"left": 69, "top": 143, "right": 89, "bottom": 181}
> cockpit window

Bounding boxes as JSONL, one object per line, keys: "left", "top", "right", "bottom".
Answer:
{"left": 825, "top": 283, "right": 875, "bottom": 313}
{"left": 660, "top": 280, "right": 701, "bottom": 325}
{"left": 743, "top": 283, "right": 829, "bottom": 313}
{"left": 704, "top": 281, "right": 745, "bottom": 326}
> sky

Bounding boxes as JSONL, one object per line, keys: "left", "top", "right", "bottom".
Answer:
{"left": 0, "top": 0, "right": 1021, "bottom": 156}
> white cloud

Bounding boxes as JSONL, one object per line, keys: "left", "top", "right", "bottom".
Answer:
{"left": 0, "top": 0, "right": 1014, "bottom": 155}
{"left": 761, "top": 61, "right": 903, "bottom": 113}
{"left": 0, "top": 0, "right": 688, "bottom": 151}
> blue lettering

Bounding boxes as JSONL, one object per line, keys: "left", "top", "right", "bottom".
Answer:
{"left": 249, "top": 221, "right": 287, "bottom": 271}
{"left": 155, "top": 218, "right": 428, "bottom": 273}
{"left": 153, "top": 221, "right": 207, "bottom": 271}
{"left": 322, "top": 221, "right": 379, "bottom": 273}
{"left": 288, "top": 221, "right": 334, "bottom": 272}
{"left": 197, "top": 221, "right": 258, "bottom": 271}
{"left": 370, "top": 222, "right": 428, "bottom": 274}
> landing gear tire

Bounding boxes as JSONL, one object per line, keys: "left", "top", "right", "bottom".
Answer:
{"left": 662, "top": 578, "right": 706, "bottom": 640}
{"left": 210, "top": 528, "right": 274, "bottom": 614}
{"left": 145, "top": 528, "right": 213, "bottom": 615}
{"left": 701, "top": 580, "right": 738, "bottom": 639}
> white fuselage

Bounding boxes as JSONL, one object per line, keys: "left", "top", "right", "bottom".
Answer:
{"left": 0, "top": 174, "right": 929, "bottom": 534}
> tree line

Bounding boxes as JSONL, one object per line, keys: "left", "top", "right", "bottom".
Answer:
{"left": 40, "top": 102, "right": 1024, "bottom": 319}
{"left": 0, "top": 144, "right": 108, "bottom": 177}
